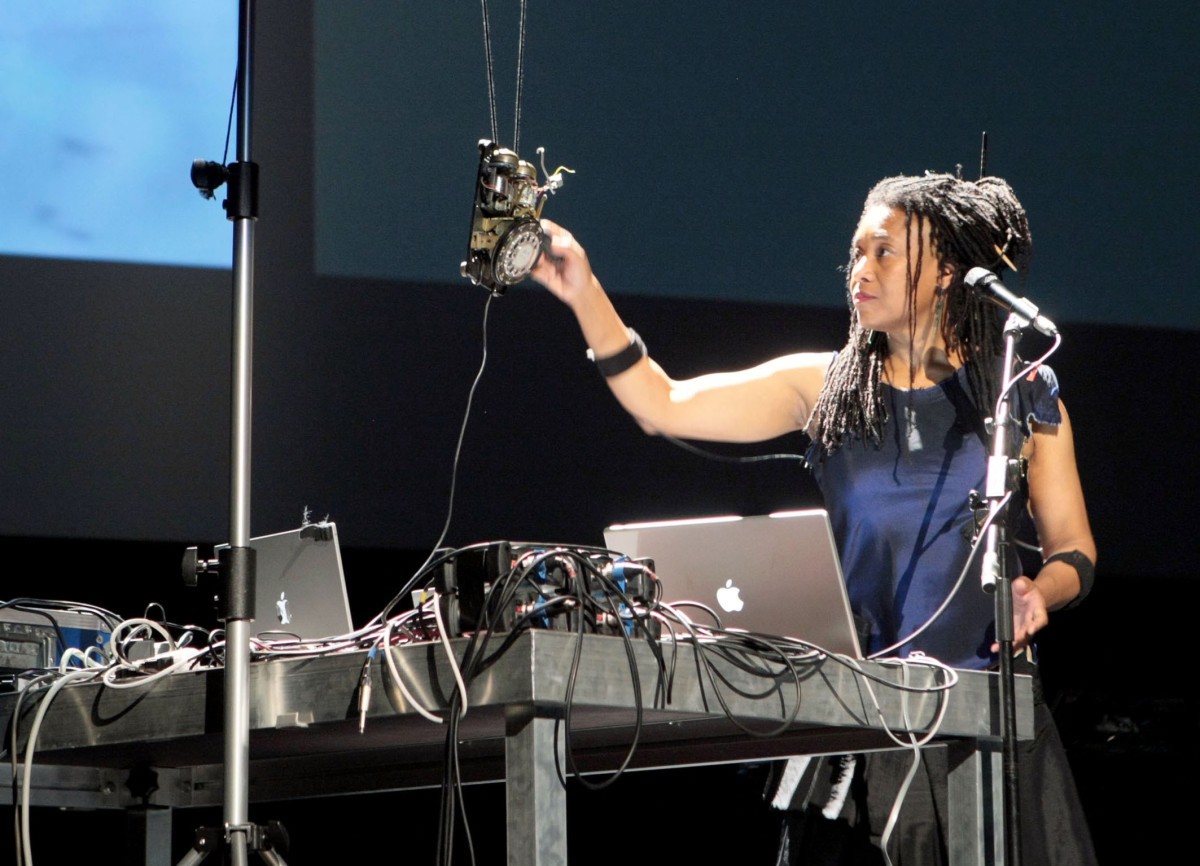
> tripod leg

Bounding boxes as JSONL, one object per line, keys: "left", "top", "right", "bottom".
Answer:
{"left": 175, "top": 826, "right": 219, "bottom": 866}
{"left": 174, "top": 848, "right": 209, "bottom": 866}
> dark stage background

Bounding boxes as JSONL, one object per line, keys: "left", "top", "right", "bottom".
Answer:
{"left": 1, "top": 2, "right": 1195, "bottom": 863}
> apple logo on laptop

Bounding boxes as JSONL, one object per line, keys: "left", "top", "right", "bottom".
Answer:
{"left": 716, "top": 579, "right": 744, "bottom": 613}
{"left": 275, "top": 591, "right": 292, "bottom": 625}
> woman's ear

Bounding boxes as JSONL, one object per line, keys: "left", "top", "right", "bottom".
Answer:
{"left": 938, "top": 261, "right": 958, "bottom": 290}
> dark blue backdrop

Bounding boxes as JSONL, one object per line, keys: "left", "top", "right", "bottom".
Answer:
{"left": 316, "top": 0, "right": 1197, "bottom": 330}
{"left": 0, "top": 0, "right": 1194, "bottom": 576}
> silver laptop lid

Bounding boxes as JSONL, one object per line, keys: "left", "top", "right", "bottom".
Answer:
{"left": 603, "top": 509, "right": 862, "bottom": 658}
{"left": 218, "top": 522, "right": 354, "bottom": 640}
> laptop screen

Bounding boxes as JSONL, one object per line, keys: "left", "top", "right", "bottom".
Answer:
{"left": 218, "top": 522, "right": 354, "bottom": 640}
{"left": 604, "top": 509, "right": 862, "bottom": 658}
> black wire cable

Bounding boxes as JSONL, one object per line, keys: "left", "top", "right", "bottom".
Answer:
{"left": 687, "top": 635, "right": 806, "bottom": 738}
{"left": 431, "top": 547, "right": 664, "bottom": 796}
{"left": 661, "top": 599, "right": 725, "bottom": 630}
{"left": 1, "top": 597, "right": 123, "bottom": 627}
{"left": 510, "top": 549, "right": 669, "bottom": 790}
{"left": 513, "top": 0, "right": 528, "bottom": 152}
{"left": 662, "top": 433, "right": 808, "bottom": 466}
{"left": 560, "top": 574, "right": 643, "bottom": 790}
{"left": 377, "top": 295, "right": 496, "bottom": 627}
{"left": 435, "top": 550, "right": 522, "bottom": 866}
{"left": 221, "top": 64, "right": 236, "bottom": 165}
{"left": 478, "top": 0, "right": 499, "bottom": 143}
{"left": 436, "top": 569, "right": 534, "bottom": 866}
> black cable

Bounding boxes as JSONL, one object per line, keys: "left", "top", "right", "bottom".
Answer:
{"left": 378, "top": 294, "right": 497, "bottom": 625}
{"left": 435, "top": 555, "right": 515, "bottom": 866}
{"left": 416, "top": 294, "right": 495, "bottom": 584}
{"left": 478, "top": 0, "right": 499, "bottom": 143}
{"left": 686, "top": 634, "right": 806, "bottom": 738}
{"left": 660, "top": 600, "right": 725, "bottom": 630}
{"left": 561, "top": 578, "right": 639, "bottom": 790}
{"left": 221, "top": 64, "right": 237, "bottom": 166}
{"left": 559, "top": 553, "right": 662, "bottom": 791}
{"left": 440, "top": 546, "right": 663, "bottom": 792}
{"left": 656, "top": 612, "right": 681, "bottom": 706}
{"left": 2, "top": 597, "right": 123, "bottom": 626}
{"left": 662, "top": 434, "right": 808, "bottom": 466}
{"left": 380, "top": 542, "right": 493, "bottom": 625}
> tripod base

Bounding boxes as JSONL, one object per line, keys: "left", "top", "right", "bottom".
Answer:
{"left": 175, "top": 822, "right": 289, "bottom": 866}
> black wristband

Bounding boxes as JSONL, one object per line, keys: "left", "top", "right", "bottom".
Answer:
{"left": 587, "top": 328, "right": 646, "bottom": 377}
{"left": 1043, "top": 549, "right": 1094, "bottom": 609}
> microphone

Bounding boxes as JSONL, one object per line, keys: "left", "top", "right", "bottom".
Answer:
{"left": 964, "top": 267, "right": 1058, "bottom": 336}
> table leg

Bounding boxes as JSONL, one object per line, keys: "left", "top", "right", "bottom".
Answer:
{"left": 505, "top": 710, "right": 567, "bottom": 866}
{"left": 127, "top": 805, "right": 173, "bottom": 866}
{"left": 948, "top": 740, "right": 1004, "bottom": 866}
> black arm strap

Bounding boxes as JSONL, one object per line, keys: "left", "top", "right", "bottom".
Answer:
{"left": 1043, "top": 549, "right": 1094, "bottom": 609}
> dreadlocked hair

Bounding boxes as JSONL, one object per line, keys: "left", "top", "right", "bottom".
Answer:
{"left": 809, "top": 172, "right": 1033, "bottom": 454}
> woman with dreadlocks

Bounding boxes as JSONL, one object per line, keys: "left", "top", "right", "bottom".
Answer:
{"left": 531, "top": 172, "right": 1096, "bottom": 864}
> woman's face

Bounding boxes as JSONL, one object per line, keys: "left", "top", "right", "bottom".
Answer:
{"left": 849, "top": 204, "right": 945, "bottom": 340}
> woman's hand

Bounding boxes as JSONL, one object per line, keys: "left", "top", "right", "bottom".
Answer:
{"left": 530, "top": 219, "right": 597, "bottom": 308}
{"left": 993, "top": 575, "right": 1049, "bottom": 652}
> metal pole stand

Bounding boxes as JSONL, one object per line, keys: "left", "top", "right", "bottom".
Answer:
{"left": 184, "top": 1, "right": 284, "bottom": 864}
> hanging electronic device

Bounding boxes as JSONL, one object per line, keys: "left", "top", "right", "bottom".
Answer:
{"left": 460, "top": 140, "right": 568, "bottom": 294}
{"left": 459, "top": 0, "right": 570, "bottom": 294}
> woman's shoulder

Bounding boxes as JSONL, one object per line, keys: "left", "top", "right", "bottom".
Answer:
{"left": 765, "top": 350, "right": 839, "bottom": 417}
{"left": 1015, "top": 363, "right": 1062, "bottom": 430}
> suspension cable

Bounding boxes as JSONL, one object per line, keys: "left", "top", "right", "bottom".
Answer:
{"left": 479, "top": 0, "right": 530, "bottom": 150}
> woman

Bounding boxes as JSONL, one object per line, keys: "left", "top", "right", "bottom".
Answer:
{"left": 531, "top": 172, "right": 1097, "bottom": 864}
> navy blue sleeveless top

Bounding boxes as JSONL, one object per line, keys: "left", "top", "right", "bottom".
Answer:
{"left": 809, "top": 363, "right": 1061, "bottom": 670}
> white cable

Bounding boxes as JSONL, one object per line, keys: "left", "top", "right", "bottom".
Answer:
{"left": 251, "top": 634, "right": 363, "bottom": 657}
{"left": 55, "top": 648, "right": 99, "bottom": 672}
{"left": 107, "top": 617, "right": 176, "bottom": 664}
{"left": 10, "top": 673, "right": 55, "bottom": 866}
{"left": 868, "top": 491, "right": 1014, "bottom": 660}
{"left": 99, "top": 647, "right": 211, "bottom": 690}
{"left": 872, "top": 658, "right": 956, "bottom": 748}
{"left": 832, "top": 656, "right": 954, "bottom": 865}
{"left": 382, "top": 614, "right": 445, "bottom": 724}
{"left": 83, "top": 645, "right": 107, "bottom": 666}
{"left": 430, "top": 591, "right": 469, "bottom": 717}
{"left": 878, "top": 661, "right": 922, "bottom": 866}
{"left": 19, "top": 669, "right": 98, "bottom": 866}
{"left": 992, "top": 332, "right": 1062, "bottom": 422}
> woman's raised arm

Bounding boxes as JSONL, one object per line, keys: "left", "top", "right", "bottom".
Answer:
{"left": 530, "top": 220, "right": 830, "bottom": 443}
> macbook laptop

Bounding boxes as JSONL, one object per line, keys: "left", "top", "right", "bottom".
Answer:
{"left": 603, "top": 509, "right": 862, "bottom": 658}
{"left": 218, "top": 521, "right": 354, "bottom": 640}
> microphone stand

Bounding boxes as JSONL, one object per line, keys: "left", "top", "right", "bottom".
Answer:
{"left": 979, "top": 312, "right": 1027, "bottom": 866}
{"left": 179, "top": 1, "right": 287, "bottom": 863}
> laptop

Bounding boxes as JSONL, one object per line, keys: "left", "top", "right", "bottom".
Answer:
{"left": 603, "top": 509, "right": 863, "bottom": 658}
{"left": 218, "top": 521, "right": 354, "bottom": 640}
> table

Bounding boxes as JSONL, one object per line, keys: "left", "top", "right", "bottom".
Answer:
{"left": 0, "top": 631, "right": 1031, "bottom": 865}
